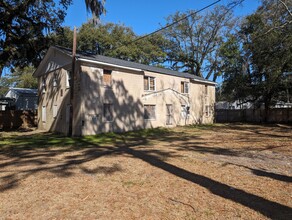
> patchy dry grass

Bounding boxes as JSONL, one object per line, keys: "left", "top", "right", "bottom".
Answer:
{"left": 0, "top": 124, "right": 291, "bottom": 219}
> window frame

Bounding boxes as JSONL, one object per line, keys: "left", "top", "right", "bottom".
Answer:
{"left": 42, "top": 106, "right": 46, "bottom": 122}
{"left": 66, "top": 71, "right": 70, "bottom": 88}
{"left": 181, "top": 81, "right": 189, "bottom": 94}
{"left": 103, "top": 103, "right": 113, "bottom": 122}
{"left": 103, "top": 69, "right": 112, "bottom": 87}
{"left": 166, "top": 104, "right": 173, "bottom": 125}
{"left": 144, "top": 104, "right": 156, "bottom": 120}
{"left": 53, "top": 104, "right": 58, "bottom": 118}
{"left": 144, "top": 76, "right": 156, "bottom": 91}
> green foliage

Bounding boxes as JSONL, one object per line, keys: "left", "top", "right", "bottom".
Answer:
{"left": 0, "top": 0, "right": 106, "bottom": 77}
{"left": 54, "top": 22, "right": 168, "bottom": 65}
{"left": 0, "top": 66, "right": 37, "bottom": 96}
{"left": 219, "top": 0, "right": 292, "bottom": 109}
{"left": 0, "top": 0, "right": 73, "bottom": 77}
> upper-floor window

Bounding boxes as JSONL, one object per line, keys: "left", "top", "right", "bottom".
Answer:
{"left": 42, "top": 79, "right": 46, "bottom": 94}
{"left": 53, "top": 74, "right": 57, "bottom": 87}
{"left": 66, "top": 71, "right": 70, "bottom": 88}
{"left": 181, "top": 82, "right": 189, "bottom": 94}
{"left": 205, "top": 85, "right": 208, "bottom": 96}
{"left": 144, "top": 76, "right": 155, "bottom": 91}
{"left": 103, "top": 69, "right": 112, "bottom": 86}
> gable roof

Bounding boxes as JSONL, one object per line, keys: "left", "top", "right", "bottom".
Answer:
{"left": 37, "top": 46, "right": 216, "bottom": 85}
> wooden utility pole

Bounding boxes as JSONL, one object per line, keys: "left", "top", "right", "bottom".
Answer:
{"left": 68, "top": 26, "right": 77, "bottom": 136}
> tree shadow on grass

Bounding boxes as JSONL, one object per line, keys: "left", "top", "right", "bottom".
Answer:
{"left": 0, "top": 128, "right": 291, "bottom": 219}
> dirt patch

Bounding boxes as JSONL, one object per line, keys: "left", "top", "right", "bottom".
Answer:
{"left": 0, "top": 124, "right": 291, "bottom": 219}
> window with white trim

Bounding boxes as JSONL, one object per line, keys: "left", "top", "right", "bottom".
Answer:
{"left": 53, "top": 104, "right": 58, "bottom": 118}
{"left": 103, "top": 103, "right": 113, "bottom": 121}
{"left": 181, "top": 82, "right": 189, "bottom": 94}
{"left": 42, "top": 106, "right": 46, "bottom": 122}
{"left": 144, "top": 76, "right": 156, "bottom": 91}
{"left": 144, "top": 105, "right": 156, "bottom": 120}
{"left": 66, "top": 71, "right": 70, "bottom": 88}
{"left": 181, "top": 105, "right": 190, "bottom": 118}
{"left": 205, "top": 105, "right": 211, "bottom": 117}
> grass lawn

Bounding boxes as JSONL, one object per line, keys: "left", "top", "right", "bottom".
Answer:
{"left": 0, "top": 124, "right": 291, "bottom": 219}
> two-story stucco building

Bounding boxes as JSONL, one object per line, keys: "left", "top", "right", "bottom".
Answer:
{"left": 33, "top": 46, "right": 216, "bottom": 136}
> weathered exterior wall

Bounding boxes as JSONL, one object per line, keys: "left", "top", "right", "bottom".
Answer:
{"left": 37, "top": 68, "right": 70, "bottom": 134}
{"left": 70, "top": 64, "right": 215, "bottom": 136}
{"left": 37, "top": 59, "right": 215, "bottom": 136}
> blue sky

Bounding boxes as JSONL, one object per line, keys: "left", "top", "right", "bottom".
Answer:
{"left": 64, "top": 0, "right": 261, "bottom": 35}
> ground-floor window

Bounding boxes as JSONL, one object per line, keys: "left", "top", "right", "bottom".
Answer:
{"left": 205, "top": 105, "right": 211, "bottom": 117}
{"left": 181, "top": 105, "right": 190, "bottom": 118}
{"left": 166, "top": 104, "right": 173, "bottom": 125}
{"left": 42, "top": 106, "right": 46, "bottom": 122}
{"left": 53, "top": 104, "right": 58, "bottom": 118}
{"left": 144, "top": 105, "right": 156, "bottom": 120}
{"left": 104, "top": 103, "right": 113, "bottom": 121}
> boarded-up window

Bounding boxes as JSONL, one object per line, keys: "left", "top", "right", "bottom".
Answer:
{"left": 181, "top": 82, "right": 189, "bottom": 93}
{"left": 166, "top": 104, "right": 173, "bottom": 125}
{"left": 103, "top": 69, "right": 112, "bottom": 86}
{"left": 104, "top": 104, "right": 113, "bottom": 121}
{"left": 53, "top": 104, "right": 58, "bottom": 118}
{"left": 42, "top": 106, "right": 46, "bottom": 122}
{"left": 144, "top": 76, "right": 155, "bottom": 91}
{"left": 144, "top": 105, "right": 156, "bottom": 119}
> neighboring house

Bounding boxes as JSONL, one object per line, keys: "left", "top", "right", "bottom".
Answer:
{"left": 0, "top": 97, "right": 16, "bottom": 111}
{"left": 4, "top": 88, "right": 38, "bottom": 111}
{"left": 33, "top": 46, "right": 216, "bottom": 136}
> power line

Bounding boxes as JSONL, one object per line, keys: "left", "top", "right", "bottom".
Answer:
{"left": 116, "top": 0, "right": 222, "bottom": 49}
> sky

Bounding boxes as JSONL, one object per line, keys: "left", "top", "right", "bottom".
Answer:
{"left": 64, "top": 0, "right": 261, "bottom": 35}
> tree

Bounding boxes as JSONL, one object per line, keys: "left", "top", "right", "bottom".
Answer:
{"left": 0, "top": 66, "right": 37, "bottom": 96}
{"left": 54, "top": 22, "right": 168, "bottom": 65}
{"left": 161, "top": 5, "right": 236, "bottom": 81}
{"left": 0, "top": 0, "right": 106, "bottom": 77}
{"left": 220, "top": 0, "right": 292, "bottom": 114}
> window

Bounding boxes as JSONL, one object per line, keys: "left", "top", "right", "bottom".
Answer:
{"left": 53, "top": 75, "right": 57, "bottom": 87}
{"left": 53, "top": 104, "right": 58, "bottom": 118}
{"left": 205, "top": 85, "right": 208, "bottom": 96}
{"left": 181, "top": 82, "right": 189, "bottom": 94}
{"left": 166, "top": 104, "right": 173, "bottom": 125}
{"left": 144, "top": 76, "right": 156, "bottom": 91}
{"left": 103, "top": 69, "right": 112, "bottom": 86}
{"left": 181, "top": 105, "right": 190, "bottom": 118}
{"left": 42, "top": 106, "right": 46, "bottom": 122}
{"left": 205, "top": 105, "right": 211, "bottom": 117}
{"left": 104, "top": 104, "right": 113, "bottom": 121}
{"left": 66, "top": 71, "right": 70, "bottom": 88}
{"left": 42, "top": 79, "right": 46, "bottom": 94}
{"left": 144, "top": 105, "right": 156, "bottom": 120}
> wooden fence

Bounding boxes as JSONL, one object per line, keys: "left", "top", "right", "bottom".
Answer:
{"left": 215, "top": 108, "right": 292, "bottom": 123}
{"left": 0, "top": 110, "right": 37, "bottom": 130}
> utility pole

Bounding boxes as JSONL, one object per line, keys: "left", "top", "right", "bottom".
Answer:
{"left": 68, "top": 26, "right": 77, "bottom": 136}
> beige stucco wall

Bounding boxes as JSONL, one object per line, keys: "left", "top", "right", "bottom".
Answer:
{"left": 70, "top": 63, "right": 215, "bottom": 136}
{"left": 37, "top": 68, "right": 70, "bottom": 134}
{"left": 37, "top": 58, "right": 215, "bottom": 136}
